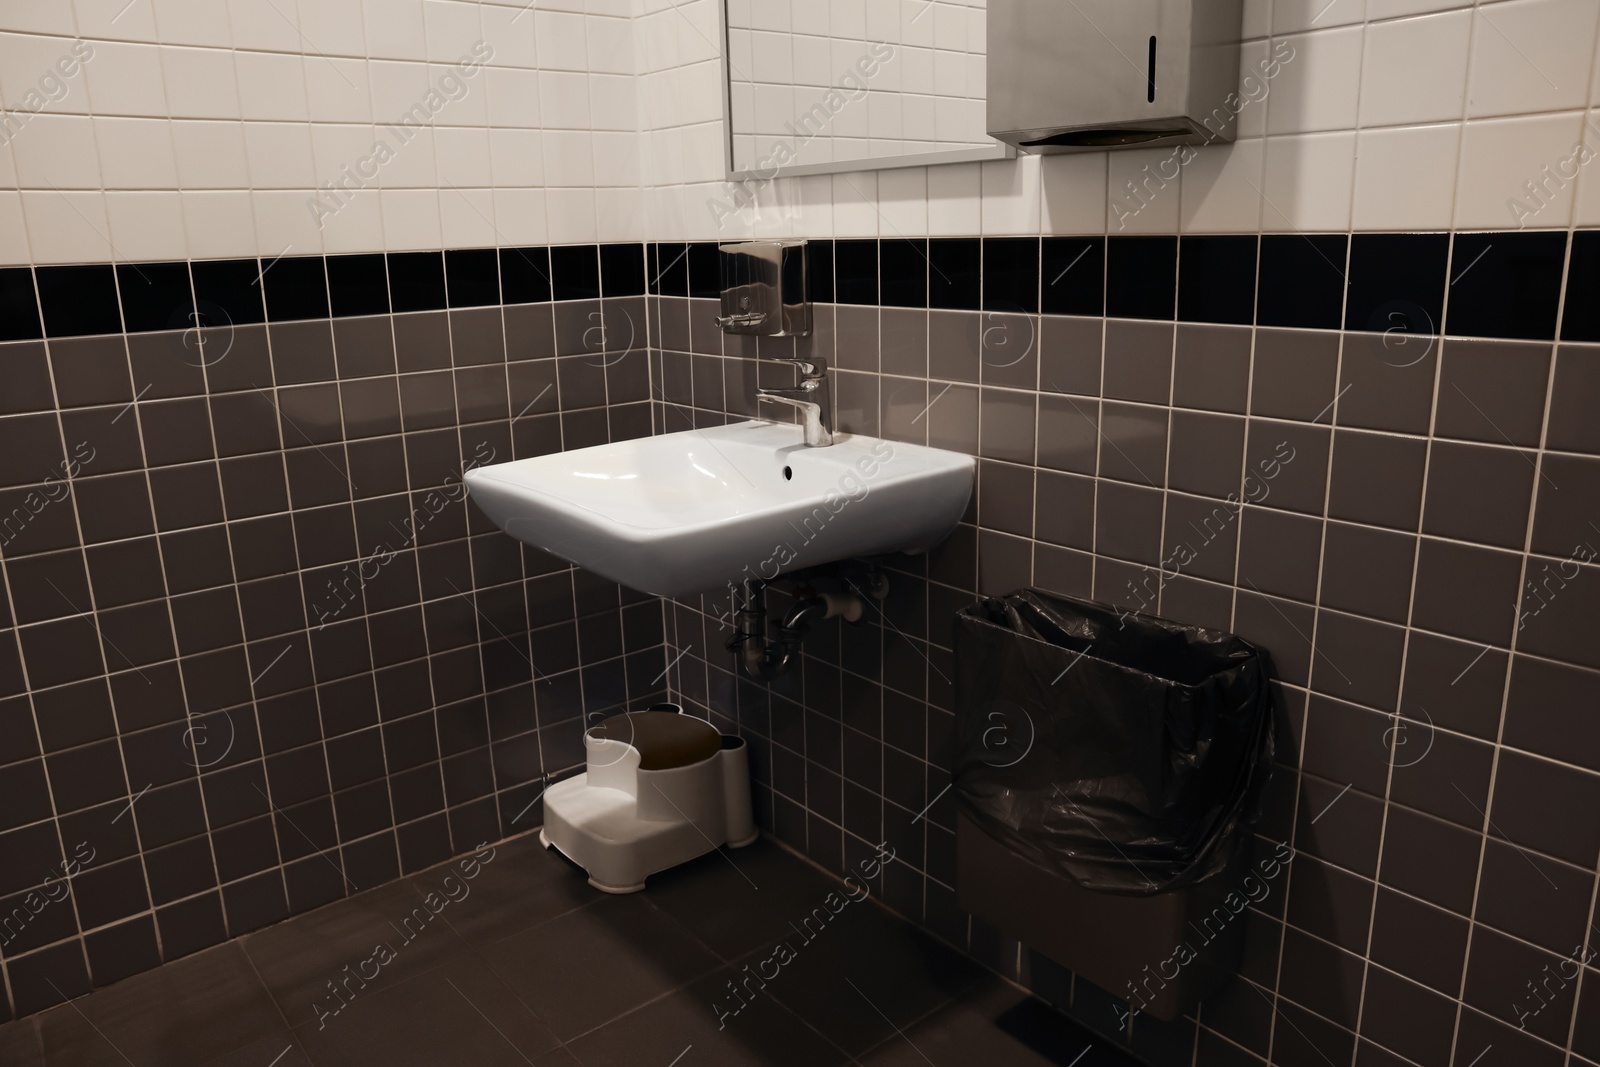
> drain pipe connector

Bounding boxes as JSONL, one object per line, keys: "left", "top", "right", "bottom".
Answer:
{"left": 730, "top": 578, "right": 866, "bottom": 681}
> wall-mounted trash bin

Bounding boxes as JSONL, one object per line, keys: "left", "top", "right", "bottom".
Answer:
{"left": 953, "top": 589, "right": 1275, "bottom": 1021}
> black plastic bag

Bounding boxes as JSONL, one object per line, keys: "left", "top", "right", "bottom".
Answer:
{"left": 953, "top": 590, "right": 1273, "bottom": 896}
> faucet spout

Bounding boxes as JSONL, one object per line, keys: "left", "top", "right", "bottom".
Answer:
{"left": 758, "top": 391, "right": 833, "bottom": 447}
{"left": 756, "top": 357, "right": 834, "bottom": 447}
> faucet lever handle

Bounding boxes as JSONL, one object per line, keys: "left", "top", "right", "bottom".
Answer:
{"left": 776, "top": 355, "right": 825, "bottom": 379}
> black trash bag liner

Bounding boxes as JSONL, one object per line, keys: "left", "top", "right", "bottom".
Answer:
{"left": 953, "top": 589, "right": 1274, "bottom": 896}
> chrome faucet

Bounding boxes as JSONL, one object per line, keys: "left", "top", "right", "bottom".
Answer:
{"left": 756, "top": 357, "right": 834, "bottom": 447}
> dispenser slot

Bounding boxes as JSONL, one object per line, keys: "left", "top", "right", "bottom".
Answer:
{"left": 1147, "top": 36, "right": 1157, "bottom": 103}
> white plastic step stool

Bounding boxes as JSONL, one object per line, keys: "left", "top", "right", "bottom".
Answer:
{"left": 540, "top": 706, "right": 757, "bottom": 893}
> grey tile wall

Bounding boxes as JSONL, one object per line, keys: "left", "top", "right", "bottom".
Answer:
{"left": 648, "top": 233, "right": 1600, "bottom": 1067}
{"left": 0, "top": 247, "right": 666, "bottom": 1019}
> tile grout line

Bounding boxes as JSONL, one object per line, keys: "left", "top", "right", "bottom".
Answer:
{"left": 210, "top": 247, "right": 304, "bottom": 943}
{"left": 1557, "top": 15, "right": 1600, "bottom": 1067}
{"left": 0, "top": 262, "right": 67, "bottom": 1022}
{"left": 1257, "top": 213, "right": 1358, "bottom": 1067}
{"left": 1349, "top": 238, "right": 1450, "bottom": 1062}
{"left": 32, "top": 272, "right": 155, "bottom": 1006}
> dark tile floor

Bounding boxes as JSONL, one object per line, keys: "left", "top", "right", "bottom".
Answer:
{"left": 0, "top": 832, "right": 1137, "bottom": 1066}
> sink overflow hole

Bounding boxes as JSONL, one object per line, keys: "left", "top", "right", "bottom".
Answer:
{"left": 783, "top": 466, "right": 793, "bottom": 481}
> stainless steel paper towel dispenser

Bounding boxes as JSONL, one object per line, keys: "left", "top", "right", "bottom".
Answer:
{"left": 987, "top": 0, "right": 1244, "bottom": 153}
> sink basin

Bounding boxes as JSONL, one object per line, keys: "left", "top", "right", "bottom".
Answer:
{"left": 463, "top": 420, "right": 975, "bottom": 597}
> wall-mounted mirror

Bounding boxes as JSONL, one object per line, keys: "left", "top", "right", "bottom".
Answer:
{"left": 721, "top": 0, "right": 1014, "bottom": 179}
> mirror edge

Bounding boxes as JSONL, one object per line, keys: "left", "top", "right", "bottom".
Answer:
{"left": 717, "top": 0, "right": 1017, "bottom": 183}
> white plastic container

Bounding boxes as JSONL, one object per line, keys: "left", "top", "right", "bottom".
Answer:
{"left": 540, "top": 711, "right": 758, "bottom": 893}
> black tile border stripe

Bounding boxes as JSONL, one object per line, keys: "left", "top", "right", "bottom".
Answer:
{"left": 2, "top": 233, "right": 1593, "bottom": 344}
{"left": 0, "top": 244, "right": 648, "bottom": 341}
{"left": 651, "top": 231, "right": 1593, "bottom": 345}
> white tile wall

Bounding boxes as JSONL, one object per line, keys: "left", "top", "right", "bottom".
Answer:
{"left": 928, "top": 159, "right": 983, "bottom": 234}
{"left": 1466, "top": 0, "right": 1598, "bottom": 117}
{"left": 648, "top": 0, "right": 1600, "bottom": 243}
{"left": 1179, "top": 138, "right": 1266, "bottom": 233}
{"left": 1262, "top": 130, "right": 1358, "bottom": 231}
{"left": 1358, "top": 9, "right": 1472, "bottom": 127}
{"left": 81, "top": 42, "right": 169, "bottom": 115}
{"left": 229, "top": 0, "right": 303, "bottom": 53}
{"left": 1577, "top": 109, "right": 1600, "bottom": 225}
{"left": 105, "top": 188, "right": 187, "bottom": 259}
{"left": 4, "top": 0, "right": 1600, "bottom": 264}
{"left": 24, "top": 188, "right": 113, "bottom": 261}
{"left": 1107, "top": 147, "right": 1183, "bottom": 234}
{"left": 1455, "top": 109, "right": 1586, "bottom": 229}
{"left": 1350, "top": 122, "right": 1461, "bottom": 230}
{"left": 0, "top": 0, "right": 643, "bottom": 264}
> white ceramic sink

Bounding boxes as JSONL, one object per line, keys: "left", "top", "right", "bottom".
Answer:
{"left": 463, "top": 420, "right": 975, "bottom": 597}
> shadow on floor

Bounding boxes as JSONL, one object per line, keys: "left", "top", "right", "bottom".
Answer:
{"left": 0, "top": 831, "right": 1136, "bottom": 1066}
